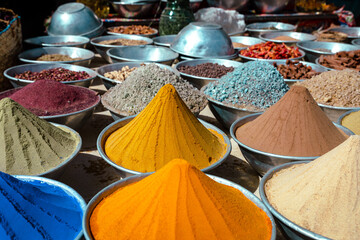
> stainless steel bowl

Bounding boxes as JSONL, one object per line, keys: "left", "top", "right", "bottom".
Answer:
{"left": 206, "top": 0, "right": 250, "bottom": 11}
{"left": 83, "top": 173, "right": 276, "bottom": 240}
{"left": 337, "top": 109, "right": 360, "bottom": 135}
{"left": 110, "top": 0, "right": 160, "bottom": 19}
{"left": 239, "top": 49, "right": 305, "bottom": 62}
{"left": 230, "top": 36, "right": 265, "bottom": 50}
{"left": 259, "top": 31, "right": 316, "bottom": 46}
{"left": 296, "top": 41, "right": 360, "bottom": 63}
{"left": 230, "top": 112, "right": 354, "bottom": 176}
{"left": 106, "top": 45, "right": 178, "bottom": 65}
{"left": 107, "top": 26, "right": 158, "bottom": 38}
{"left": 16, "top": 175, "right": 86, "bottom": 240}
{"left": 153, "top": 34, "right": 177, "bottom": 47}
{"left": 96, "top": 115, "right": 232, "bottom": 176}
{"left": 0, "top": 87, "right": 101, "bottom": 131}
{"left": 47, "top": 2, "right": 105, "bottom": 38}
{"left": 175, "top": 58, "right": 242, "bottom": 90}
{"left": 18, "top": 47, "right": 95, "bottom": 67}
{"left": 246, "top": 22, "right": 296, "bottom": 38}
{"left": 24, "top": 35, "right": 90, "bottom": 48}
{"left": 4, "top": 63, "right": 97, "bottom": 88}
{"left": 259, "top": 161, "right": 331, "bottom": 240}
{"left": 331, "top": 27, "right": 360, "bottom": 39}
{"left": 254, "top": 0, "right": 290, "bottom": 13}
{"left": 315, "top": 56, "right": 359, "bottom": 72}
{"left": 170, "top": 22, "right": 236, "bottom": 59}
{"left": 38, "top": 123, "right": 82, "bottom": 179}
{"left": 97, "top": 61, "right": 179, "bottom": 90}
{"left": 352, "top": 39, "right": 360, "bottom": 46}
{"left": 264, "top": 60, "right": 328, "bottom": 87}
{"left": 318, "top": 103, "right": 360, "bottom": 123}
{"left": 91, "top": 34, "right": 153, "bottom": 63}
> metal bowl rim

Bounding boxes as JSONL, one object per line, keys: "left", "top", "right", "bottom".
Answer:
{"left": 90, "top": 34, "right": 153, "bottom": 48}
{"left": 175, "top": 58, "right": 243, "bottom": 81}
{"left": 15, "top": 174, "right": 86, "bottom": 240}
{"left": 24, "top": 35, "right": 90, "bottom": 47}
{"left": 107, "top": 45, "right": 179, "bottom": 63}
{"left": 259, "top": 31, "right": 317, "bottom": 43}
{"left": 239, "top": 49, "right": 305, "bottom": 61}
{"left": 83, "top": 173, "right": 276, "bottom": 240}
{"left": 259, "top": 161, "right": 332, "bottom": 240}
{"left": 318, "top": 103, "right": 360, "bottom": 111}
{"left": 351, "top": 39, "right": 360, "bottom": 45}
{"left": 330, "top": 27, "right": 360, "bottom": 39}
{"left": 229, "top": 112, "right": 353, "bottom": 160}
{"left": 18, "top": 47, "right": 95, "bottom": 64}
{"left": 296, "top": 41, "right": 359, "bottom": 55}
{"left": 246, "top": 22, "right": 296, "bottom": 32}
{"left": 4, "top": 63, "right": 98, "bottom": 84}
{"left": 152, "top": 34, "right": 177, "bottom": 47}
{"left": 37, "top": 122, "right": 82, "bottom": 177}
{"left": 96, "top": 115, "right": 232, "bottom": 175}
{"left": 170, "top": 44, "right": 238, "bottom": 59}
{"left": 337, "top": 109, "right": 360, "bottom": 125}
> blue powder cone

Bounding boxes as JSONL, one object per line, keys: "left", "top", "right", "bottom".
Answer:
{"left": 0, "top": 171, "right": 84, "bottom": 240}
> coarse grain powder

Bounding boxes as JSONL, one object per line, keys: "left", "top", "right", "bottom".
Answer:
{"left": 204, "top": 61, "right": 289, "bottom": 111}
{"left": 265, "top": 135, "right": 360, "bottom": 240}
{"left": 178, "top": 63, "right": 234, "bottom": 78}
{"left": 296, "top": 69, "right": 360, "bottom": 107}
{"left": 101, "top": 64, "right": 207, "bottom": 115}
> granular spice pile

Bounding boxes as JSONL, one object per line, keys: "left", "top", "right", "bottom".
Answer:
{"left": 296, "top": 69, "right": 360, "bottom": 107}
{"left": 204, "top": 61, "right": 288, "bottom": 111}
{"left": 178, "top": 63, "right": 235, "bottom": 78}
{"left": 101, "top": 64, "right": 207, "bottom": 115}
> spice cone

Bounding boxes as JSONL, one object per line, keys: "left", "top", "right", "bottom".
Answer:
{"left": 90, "top": 159, "right": 273, "bottom": 240}
{"left": 265, "top": 135, "right": 360, "bottom": 240}
{"left": 105, "top": 84, "right": 226, "bottom": 172}
{"left": 235, "top": 85, "right": 347, "bottom": 156}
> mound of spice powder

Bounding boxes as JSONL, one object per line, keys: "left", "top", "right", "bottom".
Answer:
{"left": 296, "top": 69, "right": 360, "bottom": 107}
{"left": 0, "top": 98, "right": 79, "bottom": 175}
{"left": 178, "top": 63, "right": 235, "bottom": 78}
{"left": 90, "top": 159, "right": 273, "bottom": 240}
{"left": 0, "top": 171, "right": 84, "bottom": 239}
{"left": 104, "top": 84, "right": 226, "bottom": 172}
{"left": 14, "top": 67, "right": 90, "bottom": 82}
{"left": 204, "top": 61, "right": 289, "bottom": 111}
{"left": 265, "top": 135, "right": 360, "bottom": 240}
{"left": 5, "top": 80, "right": 99, "bottom": 116}
{"left": 101, "top": 63, "right": 207, "bottom": 115}
{"left": 235, "top": 85, "right": 348, "bottom": 157}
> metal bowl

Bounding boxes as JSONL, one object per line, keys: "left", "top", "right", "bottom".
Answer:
{"left": 175, "top": 58, "right": 243, "bottom": 90}
{"left": 259, "top": 161, "right": 331, "bottom": 240}
{"left": 246, "top": 22, "right": 296, "bottom": 38}
{"left": 24, "top": 35, "right": 90, "bottom": 48}
{"left": 230, "top": 36, "right": 265, "bottom": 50}
{"left": 106, "top": 45, "right": 178, "bottom": 65}
{"left": 170, "top": 22, "right": 236, "bottom": 59}
{"left": 206, "top": 0, "right": 250, "bottom": 12}
{"left": 16, "top": 175, "right": 86, "bottom": 240}
{"left": 97, "top": 61, "right": 179, "bottom": 90}
{"left": 107, "top": 26, "right": 158, "bottom": 38}
{"left": 18, "top": 47, "right": 95, "bottom": 67}
{"left": 0, "top": 87, "right": 101, "bottom": 131}
{"left": 259, "top": 31, "right": 316, "bottom": 46}
{"left": 110, "top": 0, "right": 160, "bottom": 19}
{"left": 239, "top": 49, "right": 306, "bottom": 62}
{"left": 96, "top": 115, "right": 232, "bottom": 176}
{"left": 315, "top": 56, "right": 359, "bottom": 72}
{"left": 90, "top": 34, "right": 153, "bottom": 63}
{"left": 296, "top": 41, "right": 360, "bottom": 63}
{"left": 4, "top": 63, "right": 97, "bottom": 88}
{"left": 230, "top": 112, "right": 354, "bottom": 176}
{"left": 254, "top": 0, "right": 290, "bottom": 13}
{"left": 352, "top": 39, "right": 360, "bottom": 46}
{"left": 38, "top": 123, "right": 82, "bottom": 179}
{"left": 264, "top": 60, "right": 328, "bottom": 87}
{"left": 153, "top": 34, "right": 177, "bottom": 47}
{"left": 318, "top": 103, "right": 360, "bottom": 123}
{"left": 83, "top": 173, "right": 276, "bottom": 240}
{"left": 331, "top": 27, "right": 360, "bottom": 39}
{"left": 337, "top": 109, "right": 360, "bottom": 135}
{"left": 47, "top": 2, "right": 105, "bottom": 38}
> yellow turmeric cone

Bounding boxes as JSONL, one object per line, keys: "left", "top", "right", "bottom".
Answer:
{"left": 104, "top": 84, "right": 226, "bottom": 172}
{"left": 90, "top": 159, "right": 272, "bottom": 240}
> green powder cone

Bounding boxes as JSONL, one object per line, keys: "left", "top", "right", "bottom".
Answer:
{"left": 0, "top": 98, "right": 79, "bottom": 175}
